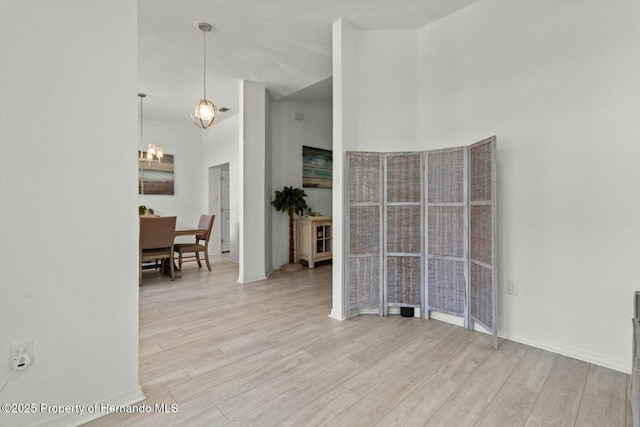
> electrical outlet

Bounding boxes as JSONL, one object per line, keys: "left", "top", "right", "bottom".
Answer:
{"left": 508, "top": 281, "right": 520, "bottom": 296}
{"left": 10, "top": 339, "right": 33, "bottom": 370}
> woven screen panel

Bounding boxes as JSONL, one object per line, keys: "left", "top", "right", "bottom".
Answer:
{"left": 349, "top": 206, "right": 380, "bottom": 254}
{"left": 428, "top": 258, "right": 465, "bottom": 315}
{"left": 387, "top": 256, "right": 421, "bottom": 305}
{"left": 470, "top": 205, "right": 492, "bottom": 265}
{"left": 427, "top": 206, "right": 464, "bottom": 258}
{"left": 470, "top": 142, "right": 492, "bottom": 202}
{"left": 470, "top": 262, "right": 494, "bottom": 328}
{"left": 387, "top": 205, "right": 421, "bottom": 254}
{"left": 386, "top": 155, "right": 421, "bottom": 203}
{"left": 349, "top": 154, "right": 380, "bottom": 203}
{"left": 428, "top": 150, "right": 464, "bottom": 203}
{"left": 349, "top": 257, "right": 380, "bottom": 307}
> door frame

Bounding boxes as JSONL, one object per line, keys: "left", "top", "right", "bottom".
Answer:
{"left": 208, "top": 163, "right": 231, "bottom": 254}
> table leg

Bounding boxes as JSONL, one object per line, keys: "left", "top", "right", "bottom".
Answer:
{"left": 162, "top": 258, "right": 182, "bottom": 278}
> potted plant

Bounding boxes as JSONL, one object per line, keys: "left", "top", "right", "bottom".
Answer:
{"left": 272, "top": 186, "right": 308, "bottom": 272}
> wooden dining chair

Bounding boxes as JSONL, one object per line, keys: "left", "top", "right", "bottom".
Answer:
{"left": 139, "top": 216, "right": 177, "bottom": 285}
{"left": 174, "top": 214, "right": 215, "bottom": 271}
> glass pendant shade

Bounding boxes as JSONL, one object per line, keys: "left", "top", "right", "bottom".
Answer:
{"left": 191, "top": 22, "right": 217, "bottom": 130}
{"left": 191, "top": 98, "right": 218, "bottom": 129}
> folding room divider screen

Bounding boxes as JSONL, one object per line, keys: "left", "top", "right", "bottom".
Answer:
{"left": 346, "top": 137, "right": 497, "bottom": 347}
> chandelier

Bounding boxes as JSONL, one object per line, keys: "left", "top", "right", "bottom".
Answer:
{"left": 138, "top": 93, "right": 163, "bottom": 164}
{"left": 190, "top": 22, "right": 218, "bottom": 129}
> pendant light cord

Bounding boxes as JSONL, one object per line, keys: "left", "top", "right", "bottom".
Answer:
{"left": 140, "top": 96, "right": 143, "bottom": 152}
{"left": 203, "top": 29, "right": 207, "bottom": 99}
{"left": 139, "top": 95, "right": 144, "bottom": 161}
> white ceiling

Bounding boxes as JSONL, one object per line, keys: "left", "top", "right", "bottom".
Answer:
{"left": 138, "top": 0, "right": 476, "bottom": 125}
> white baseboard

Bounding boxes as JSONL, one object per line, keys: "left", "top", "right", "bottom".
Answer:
{"left": 353, "top": 306, "right": 422, "bottom": 317}
{"left": 429, "top": 311, "right": 464, "bottom": 327}
{"left": 328, "top": 310, "right": 345, "bottom": 321}
{"left": 424, "top": 312, "right": 630, "bottom": 373}
{"left": 356, "top": 307, "right": 379, "bottom": 315}
{"left": 34, "top": 386, "right": 145, "bottom": 427}
{"left": 236, "top": 273, "right": 269, "bottom": 284}
{"left": 428, "top": 312, "right": 491, "bottom": 334}
{"left": 349, "top": 310, "right": 631, "bottom": 374}
{"left": 498, "top": 327, "right": 631, "bottom": 374}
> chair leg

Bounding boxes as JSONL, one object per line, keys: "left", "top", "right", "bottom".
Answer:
{"left": 196, "top": 252, "right": 202, "bottom": 268}
{"left": 205, "top": 250, "right": 211, "bottom": 271}
{"left": 169, "top": 255, "right": 175, "bottom": 281}
{"left": 178, "top": 252, "right": 183, "bottom": 271}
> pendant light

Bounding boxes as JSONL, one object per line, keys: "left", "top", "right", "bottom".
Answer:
{"left": 190, "top": 22, "right": 218, "bottom": 129}
{"left": 138, "top": 93, "right": 164, "bottom": 164}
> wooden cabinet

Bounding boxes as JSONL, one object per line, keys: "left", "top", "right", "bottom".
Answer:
{"left": 297, "top": 216, "right": 332, "bottom": 268}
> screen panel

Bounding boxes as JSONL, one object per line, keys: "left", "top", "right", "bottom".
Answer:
{"left": 427, "top": 258, "right": 465, "bottom": 315}
{"left": 384, "top": 153, "right": 423, "bottom": 315}
{"left": 349, "top": 206, "right": 380, "bottom": 255}
{"left": 470, "top": 205, "right": 492, "bottom": 265}
{"left": 387, "top": 256, "right": 421, "bottom": 306}
{"left": 349, "top": 257, "right": 380, "bottom": 307}
{"left": 428, "top": 206, "right": 465, "bottom": 258}
{"left": 349, "top": 153, "right": 381, "bottom": 203}
{"left": 387, "top": 205, "right": 421, "bottom": 254}
{"left": 470, "top": 262, "right": 493, "bottom": 329}
{"left": 346, "top": 152, "right": 383, "bottom": 316}
{"left": 387, "top": 154, "right": 421, "bottom": 203}
{"left": 470, "top": 142, "right": 492, "bottom": 202}
{"left": 428, "top": 149, "right": 464, "bottom": 203}
{"left": 425, "top": 147, "right": 467, "bottom": 318}
{"left": 468, "top": 137, "right": 497, "bottom": 348}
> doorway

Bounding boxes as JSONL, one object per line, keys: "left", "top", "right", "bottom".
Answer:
{"left": 208, "top": 163, "right": 231, "bottom": 254}
{"left": 220, "top": 168, "right": 230, "bottom": 253}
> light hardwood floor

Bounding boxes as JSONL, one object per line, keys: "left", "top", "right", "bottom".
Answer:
{"left": 87, "top": 255, "right": 631, "bottom": 426}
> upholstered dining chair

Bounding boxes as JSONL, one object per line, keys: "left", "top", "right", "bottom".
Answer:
{"left": 174, "top": 214, "right": 215, "bottom": 271}
{"left": 139, "top": 216, "right": 177, "bottom": 285}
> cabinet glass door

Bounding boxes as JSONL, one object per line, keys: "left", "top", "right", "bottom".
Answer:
{"left": 316, "top": 225, "right": 331, "bottom": 254}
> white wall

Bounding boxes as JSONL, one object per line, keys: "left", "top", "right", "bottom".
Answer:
{"left": 138, "top": 118, "right": 205, "bottom": 244}
{"left": 271, "top": 100, "right": 333, "bottom": 269}
{"left": 331, "top": 20, "right": 360, "bottom": 320}
{"left": 332, "top": 0, "right": 640, "bottom": 372}
{"left": 0, "top": 1, "right": 142, "bottom": 426}
{"left": 417, "top": 0, "right": 640, "bottom": 372}
{"left": 239, "top": 80, "right": 271, "bottom": 282}
{"left": 264, "top": 95, "right": 273, "bottom": 273}
{"left": 203, "top": 114, "right": 240, "bottom": 263}
{"left": 356, "top": 30, "right": 417, "bottom": 151}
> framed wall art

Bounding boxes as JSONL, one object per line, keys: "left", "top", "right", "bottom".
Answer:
{"left": 302, "top": 145, "right": 332, "bottom": 189}
{"left": 138, "top": 153, "right": 174, "bottom": 195}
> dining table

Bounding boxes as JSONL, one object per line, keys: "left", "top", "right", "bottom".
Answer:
{"left": 175, "top": 227, "right": 206, "bottom": 237}
{"left": 140, "top": 216, "right": 207, "bottom": 279}
{"left": 149, "top": 224, "right": 207, "bottom": 278}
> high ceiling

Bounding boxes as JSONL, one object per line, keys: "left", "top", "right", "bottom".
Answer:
{"left": 138, "top": 0, "right": 476, "bottom": 125}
